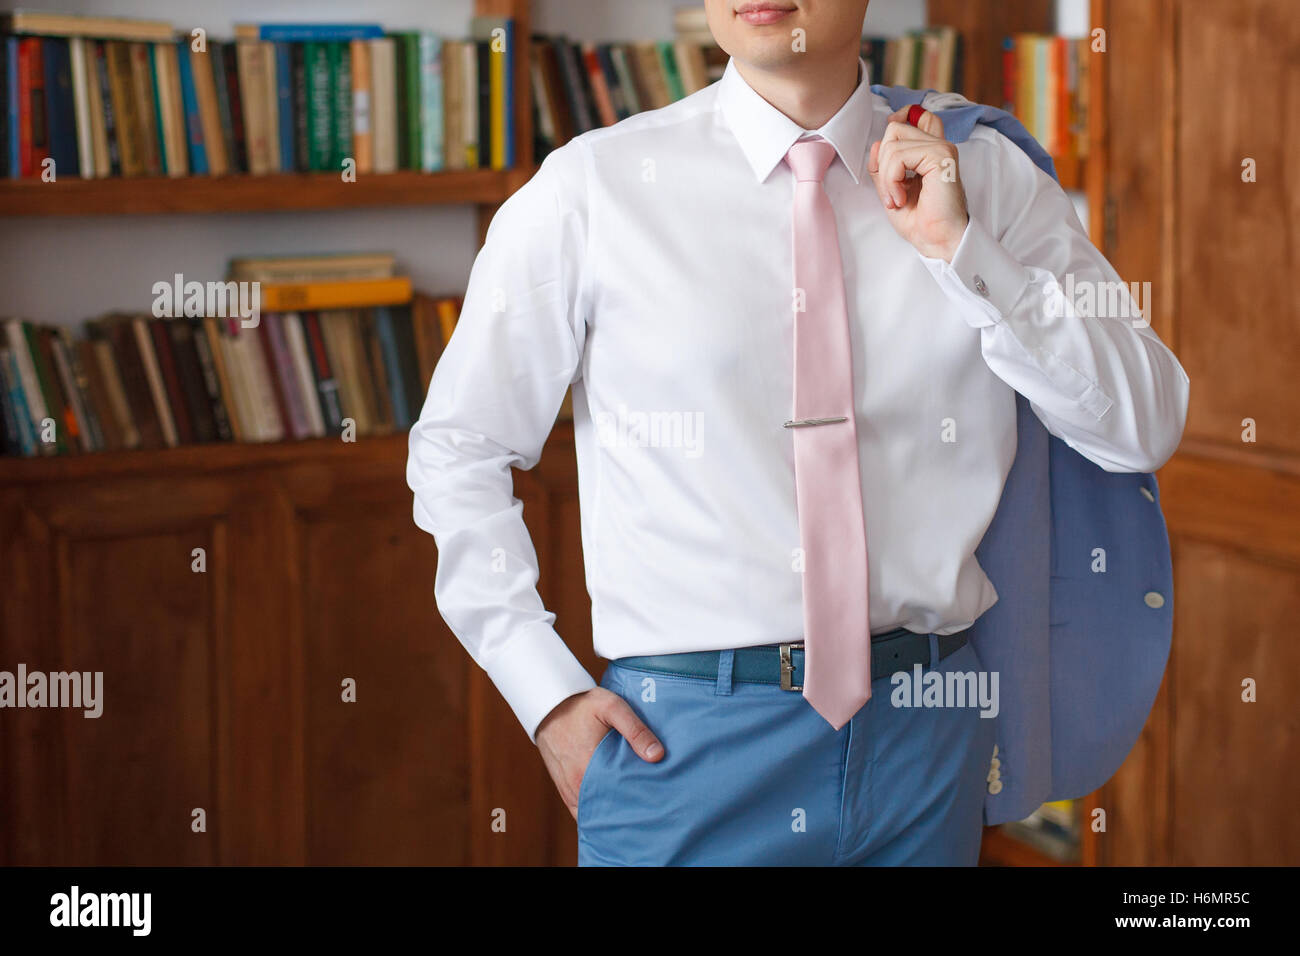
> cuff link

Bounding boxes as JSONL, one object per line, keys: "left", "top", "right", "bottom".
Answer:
{"left": 973, "top": 274, "right": 990, "bottom": 298}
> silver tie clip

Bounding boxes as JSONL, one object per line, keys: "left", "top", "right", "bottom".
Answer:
{"left": 783, "top": 417, "right": 848, "bottom": 428}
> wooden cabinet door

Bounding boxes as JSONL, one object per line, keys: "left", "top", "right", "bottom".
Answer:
{"left": 1101, "top": 0, "right": 1300, "bottom": 865}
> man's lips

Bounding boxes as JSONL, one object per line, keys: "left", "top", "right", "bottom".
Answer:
{"left": 736, "top": 3, "right": 795, "bottom": 26}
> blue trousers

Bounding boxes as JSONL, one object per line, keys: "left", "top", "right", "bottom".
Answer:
{"left": 577, "top": 639, "right": 997, "bottom": 866}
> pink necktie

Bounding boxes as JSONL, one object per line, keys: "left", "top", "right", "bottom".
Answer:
{"left": 784, "top": 137, "right": 872, "bottom": 730}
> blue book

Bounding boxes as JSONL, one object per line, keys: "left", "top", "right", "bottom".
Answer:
{"left": 42, "top": 38, "right": 80, "bottom": 178}
{"left": 417, "top": 33, "right": 443, "bottom": 172}
{"left": 175, "top": 39, "right": 208, "bottom": 174}
{"left": 5, "top": 37, "right": 19, "bottom": 178}
{"left": 373, "top": 308, "right": 410, "bottom": 429}
{"left": 274, "top": 41, "right": 294, "bottom": 171}
{"left": 4, "top": 349, "right": 37, "bottom": 456}
{"left": 253, "top": 24, "right": 383, "bottom": 42}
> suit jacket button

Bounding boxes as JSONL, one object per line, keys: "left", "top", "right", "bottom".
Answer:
{"left": 988, "top": 779, "right": 1003, "bottom": 795}
{"left": 1144, "top": 591, "right": 1165, "bottom": 609}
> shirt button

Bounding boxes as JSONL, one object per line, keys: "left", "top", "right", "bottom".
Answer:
{"left": 973, "top": 275, "right": 989, "bottom": 297}
{"left": 1144, "top": 591, "right": 1166, "bottom": 609}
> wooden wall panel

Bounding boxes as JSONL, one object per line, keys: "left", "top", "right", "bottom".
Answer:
{"left": 1170, "top": 539, "right": 1300, "bottom": 864}
{"left": 298, "top": 502, "right": 470, "bottom": 865}
{"left": 1175, "top": 0, "right": 1300, "bottom": 454}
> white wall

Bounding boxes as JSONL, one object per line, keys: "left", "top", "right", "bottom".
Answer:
{"left": 1, "top": 0, "right": 1091, "bottom": 325}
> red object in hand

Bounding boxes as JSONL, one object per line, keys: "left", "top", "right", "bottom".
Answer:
{"left": 907, "top": 104, "right": 927, "bottom": 128}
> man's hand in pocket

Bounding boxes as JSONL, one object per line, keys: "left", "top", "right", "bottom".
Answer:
{"left": 536, "top": 687, "right": 664, "bottom": 819}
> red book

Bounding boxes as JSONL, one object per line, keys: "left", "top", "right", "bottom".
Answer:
{"left": 149, "top": 318, "right": 195, "bottom": 444}
{"left": 581, "top": 45, "right": 617, "bottom": 127}
{"left": 18, "top": 38, "right": 50, "bottom": 176}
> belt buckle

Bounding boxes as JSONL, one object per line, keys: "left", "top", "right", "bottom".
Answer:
{"left": 779, "top": 642, "right": 804, "bottom": 691}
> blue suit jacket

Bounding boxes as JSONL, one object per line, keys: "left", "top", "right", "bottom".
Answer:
{"left": 873, "top": 85, "right": 1174, "bottom": 825}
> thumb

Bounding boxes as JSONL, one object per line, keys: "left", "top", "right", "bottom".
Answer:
{"left": 604, "top": 697, "right": 664, "bottom": 762}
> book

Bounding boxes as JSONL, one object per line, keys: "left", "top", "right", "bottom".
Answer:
{"left": 258, "top": 277, "right": 413, "bottom": 312}
{"left": 417, "top": 33, "right": 443, "bottom": 172}
{"left": 175, "top": 38, "right": 208, "bottom": 175}
{"left": 234, "top": 24, "right": 385, "bottom": 43}
{"left": 273, "top": 41, "right": 294, "bottom": 172}
{"left": 349, "top": 38, "right": 372, "bottom": 174}
{"left": 369, "top": 37, "right": 397, "bottom": 173}
{"left": 1, "top": 11, "right": 175, "bottom": 43}
{"left": 42, "top": 38, "right": 80, "bottom": 179}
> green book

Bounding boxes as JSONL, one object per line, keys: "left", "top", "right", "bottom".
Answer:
{"left": 401, "top": 33, "right": 422, "bottom": 171}
{"left": 331, "top": 41, "right": 352, "bottom": 170}
{"left": 305, "top": 41, "right": 332, "bottom": 171}
{"left": 393, "top": 33, "right": 409, "bottom": 169}
{"left": 656, "top": 41, "right": 685, "bottom": 101}
{"left": 22, "top": 323, "right": 68, "bottom": 454}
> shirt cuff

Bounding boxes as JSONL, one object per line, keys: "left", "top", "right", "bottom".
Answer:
{"left": 920, "top": 215, "right": 1035, "bottom": 328}
{"left": 482, "top": 622, "right": 597, "bottom": 743}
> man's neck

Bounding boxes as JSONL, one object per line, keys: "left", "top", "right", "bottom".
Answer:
{"left": 732, "top": 54, "right": 862, "bottom": 131}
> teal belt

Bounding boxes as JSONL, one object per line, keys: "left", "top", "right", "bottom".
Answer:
{"left": 615, "top": 626, "right": 970, "bottom": 691}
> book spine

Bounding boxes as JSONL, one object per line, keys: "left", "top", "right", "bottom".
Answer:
{"left": 418, "top": 33, "right": 442, "bottom": 172}
{"left": 19, "top": 39, "right": 47, "bottom": 177}
{"left": 42, "top": 38, "right": 80, "bottom": 179}
{"left": 128, "top": 42, "right": 161, "bottom": 175}
{"left": 5, "top": 37, "right": 19, "bottom": 178}
{"left": 149, "top": 318, "right": 194, "bottom": 443}
{"left": 350, "top": 38, "right": 372, "bottom": 174}
{"left": 403, "top": 34, "right": 421, "bottom": 170}
{"left": 50, "top": 333, "right": 94, "bottom": 452}
{"left": 290, "top": 42, "right": 309, "bottom": 173}
{"left": 27, "top": 325, "right": 70, "bottom": 453}
{"left": 253, "top": 24, "right": 385, "bottom": 42}
{"left": 88, "top": 333, "right": 139, "bottom": 448}
{"left": 221, "top": 43, "right": 247, "bottom": 172}
{"left": 1, "top": 349, "right": 37, "bottom": 456}
{"left": 306, "top": 41, "right": 331, "bottom": 171}
{"left": 373, "top": 306, "right": 409, "bottom": 428}
{"left": 4, "top": 321, "right": 49, "bottom": 452}
{"left": 68, "top": 37, "right": 94, "bottom": 178}
{"left": 201, "top": 317, "right": 240, "bottom": 442}
{"left": 167, "top": 317, "right": 218, "bottom": 443}
{"left": 274, "top": 41, "right": 294, "bottom": 172}
{"left": 61, "top": 332, "right": 105, "bottom": 451}
{"left": 281, "top": 313, "right": 326, "bottom": 437}
{"left": 104, "top": 320, "right": 161, "bottom": 448}
{"left": 331, "top": 41, "right": 353, "bottom": 170}
{"left": 263, "top": 313, "right": 310, "bottom": 440}
{"left": 174, "top": 39, "right": 206, "bottom": 174}
{"left": 302, "top": 312, "right": 343, "bottom": 435}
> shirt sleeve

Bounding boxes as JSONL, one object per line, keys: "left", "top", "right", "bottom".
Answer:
{"left": 917, "top": 128, "right": 1190, "bottom": 473}
{"left": 406, "top": 140, "right": 597, "bottom": 743}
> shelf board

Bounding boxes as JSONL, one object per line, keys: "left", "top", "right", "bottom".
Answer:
{"left": 0, "top": 168, "right": 535, "bottom": 217}
{"left": 0, "top": 419, "right": 575, "bottom": 484}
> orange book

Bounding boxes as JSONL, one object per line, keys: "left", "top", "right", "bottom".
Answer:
{"left": 258, "top": 277, "right": 413, "bottom": 312}
{"left": 350, "top": 39, "right": 373, "bottom": 174}
{"left": 434, "top": 297, "right": 460, "bottom": 346}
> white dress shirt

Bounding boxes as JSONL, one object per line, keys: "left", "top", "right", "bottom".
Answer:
{"left": 407, "top": 58, "right": 1190, "bottom": 741}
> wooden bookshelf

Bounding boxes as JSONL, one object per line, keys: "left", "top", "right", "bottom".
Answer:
{"left": 0, "top": 168, "right": 533, "bottom": 217}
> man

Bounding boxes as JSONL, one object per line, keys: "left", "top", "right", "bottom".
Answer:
{"left": 407, "top": 0, "right": 1189, "bottom": 866}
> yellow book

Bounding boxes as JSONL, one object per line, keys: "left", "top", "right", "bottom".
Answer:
{"left": 258, "top": 277, "right": 413, "bottom": 312}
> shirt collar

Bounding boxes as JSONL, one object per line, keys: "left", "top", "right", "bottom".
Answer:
{"left": 716, "top": 56, "right": 881, "bottom": 185}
